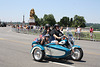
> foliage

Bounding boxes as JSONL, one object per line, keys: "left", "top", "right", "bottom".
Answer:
{"left": 34, "top": 14, "right": 40, "bottom": 26}
{"left": 38, "top": 18, "right": 43, "bottom": 26}
{"left": 58, "top": 15, "right": 86, "bottom": 27}
{"left": 58, "top": 17, "right": 70, "bottom": 27}
{"left": 73, "top": 15, "right": 86, "bottom": 27}
{"left": 69, "top": 18, "right": 73, "bottom": 27}
{"left": 43, "top": 14, "right": 56, "bottom": 26}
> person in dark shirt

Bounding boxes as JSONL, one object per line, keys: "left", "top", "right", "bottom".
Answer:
{"left": 50, "top": 24, "right": 64, "bottom": 44}
{"left": 40, "top": 34, "right": 50, "bottom": 45}
{"left": 31, "top": 25, "right": 33, "bottom": 29}
{"left": 42, "top": 24, "right": 51, "bottom": 36}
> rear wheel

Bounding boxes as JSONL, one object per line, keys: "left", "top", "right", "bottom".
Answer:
{"left": 32, "top": 48, "right": 45, "bottom": 61}
{"left": 71, "top": 48, "right": 83, "bottom": 61}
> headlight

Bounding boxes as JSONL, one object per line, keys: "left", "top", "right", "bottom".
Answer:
{"left": 59, "top": 41, "right": 65, "bottom": 45}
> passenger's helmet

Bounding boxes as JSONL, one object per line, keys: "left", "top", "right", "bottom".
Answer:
{"left": 45, "top": 24, "right": 50, "bottom": 29}
{"left": 54, "top": 24, "right": 60, "bottom": 28}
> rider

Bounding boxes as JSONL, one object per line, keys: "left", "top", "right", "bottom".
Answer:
{"left": 50, "top": 24, "right": 64, "bottom": 44}
{"left": 40, "top": 34, "right": 50, "bottom": 45}
{"left": 42, "top": 24, "right": 51, "bottom": 36}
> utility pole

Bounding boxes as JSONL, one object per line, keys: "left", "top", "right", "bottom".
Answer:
{"left": 23, "top": 15, "right": 25, "bottom": 23}
{"left": 22, "top": 15, "right": 25, "bottom": 26}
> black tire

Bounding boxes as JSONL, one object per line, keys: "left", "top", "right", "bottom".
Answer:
{"left": 32, "top": 48, "right": 45, "bottom": 61}
{"left": 71, "top": 48, "right": 83, "bottom": 61}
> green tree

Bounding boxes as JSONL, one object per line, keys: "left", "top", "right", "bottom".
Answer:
{"left": 59, "top": 17, "right": 70, "bottom": 27}
{"left": 69, "top": 18, "right": 74, "bottom": 27}
{"left": 38, "top": 18, "right": 43, "bottom": 26}
{"left": 34, "top": 14, "right": 39, "bottom": 25}
{"left": 73, "top": 15, "right": 86, "bottom": 27}
{"left": 43, "top": 14, "right": 56, "bottom": 26}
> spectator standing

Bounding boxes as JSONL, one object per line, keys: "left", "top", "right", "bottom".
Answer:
{"left": 90, "top": 26, "right": 94, "bottom": 40}
{"left": 33, "top": 25, "right": 36, "bottom": 29}
{"left": 66, "top": 25, "right": 70, "bottom": 36}
{"left": 28, "top": 25, "right": 30, "bottom": 29}
{"left": 33, "top": 25, "right": 36, "bottom": 33}
{"left": 26, "top": 25, "right": 28, "bottom": 29}
{"left": 20, "top": 24, "right": 23, "bottom": 32}
{"left": 17, "top": 24, "right": 20, "bottom": 33}
{"left": 66, "top": 25, "right": 69, "bottom": 32}
{"left": 31, "top": 25, "right": 33, "bottom": 29}
{"left": 76, "top": 26, "right": 81, "bottom": 40}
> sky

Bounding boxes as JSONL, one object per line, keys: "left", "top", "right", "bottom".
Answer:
{"left": 0, "top": 0, "right": 100, "bottom": 23}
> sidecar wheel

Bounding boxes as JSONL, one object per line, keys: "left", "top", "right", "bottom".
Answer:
{"left": 71, "top": 48, "right": 83, "bottom": 61}
{"left": 32, "top": 48, "right": 45, "bottom": 61}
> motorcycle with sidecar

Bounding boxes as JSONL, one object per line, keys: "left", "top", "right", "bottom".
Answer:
{"left": 30, "top": 35, "right": 83, "bottom": 61}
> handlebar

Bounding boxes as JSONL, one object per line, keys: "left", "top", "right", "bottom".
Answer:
{"left": 61, "top": 36, "right": 68, "bottom": 40}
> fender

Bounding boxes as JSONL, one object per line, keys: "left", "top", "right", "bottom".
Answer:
{"left": 32, "top": 41, "right": 38, "bottom": 45}
{"left": 30, "top": 44, "right": 45, "bottom": 54}
{"left": 72, "top": 45, "right": 81, "bottom": 49}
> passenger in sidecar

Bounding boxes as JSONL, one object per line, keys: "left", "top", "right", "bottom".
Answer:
{"left": 40, "top": 34, "right": 50, "bottom": 45}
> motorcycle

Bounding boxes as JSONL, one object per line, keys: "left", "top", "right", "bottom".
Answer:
{"left": 30, "top": 35, "right": 83, "bottom": 61}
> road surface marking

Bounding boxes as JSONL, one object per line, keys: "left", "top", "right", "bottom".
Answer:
{"left": 0, "top": 38, "right": 5, "bottom": 40}
{"left": 0, "top": 38, "right": 30, "bottom": 45}
{"left": 50, "top": 62, "right": 75, "bottom": 67}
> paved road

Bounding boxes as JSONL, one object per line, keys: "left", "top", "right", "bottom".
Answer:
{"left": 0, "top": 27, "right": 100, "bottom": 67}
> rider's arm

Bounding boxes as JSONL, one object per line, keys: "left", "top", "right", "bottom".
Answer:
{"left": 58, "top": 30, "right": 68, "bottom": 38}
{"left": 40, "top": 37, "right": 45, "bottom": 45}
{"left": 40, "top": 39, "right": 44, "bottom": 45}
{"left": 53, "top": 34, "right": 61, "bottom": 39}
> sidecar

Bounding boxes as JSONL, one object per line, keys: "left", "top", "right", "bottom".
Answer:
{"left": 30, "top": 39, "right": 83, "bottom": 61}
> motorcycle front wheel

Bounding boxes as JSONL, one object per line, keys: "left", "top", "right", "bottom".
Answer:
{"left": 71, "top": 48, "right": 83, "bottom": 61}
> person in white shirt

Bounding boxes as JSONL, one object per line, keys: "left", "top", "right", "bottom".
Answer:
{"left": 66, "top": 25, "right": 70, "bottom": 36}
{"left": 33, "top": 25, "right": 36, "bottom": 33}
{"left": 76, "top": 26, "right": 81, "bottom": 40}
{"left": 66, "top": 25, "right": 69, "bottom": 32}
{"left": 60, "top": 26, "right": 64, "bottom": 33}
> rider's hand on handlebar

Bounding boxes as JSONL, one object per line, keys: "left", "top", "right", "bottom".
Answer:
{"left": 64, "top": 35, "right": 68, "bottom": 38}
{"left": 57, "top": 37, "right": 61, "bottom": 39}
{"left": 64, "top": 35, "right": 66, "bottom": 36}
